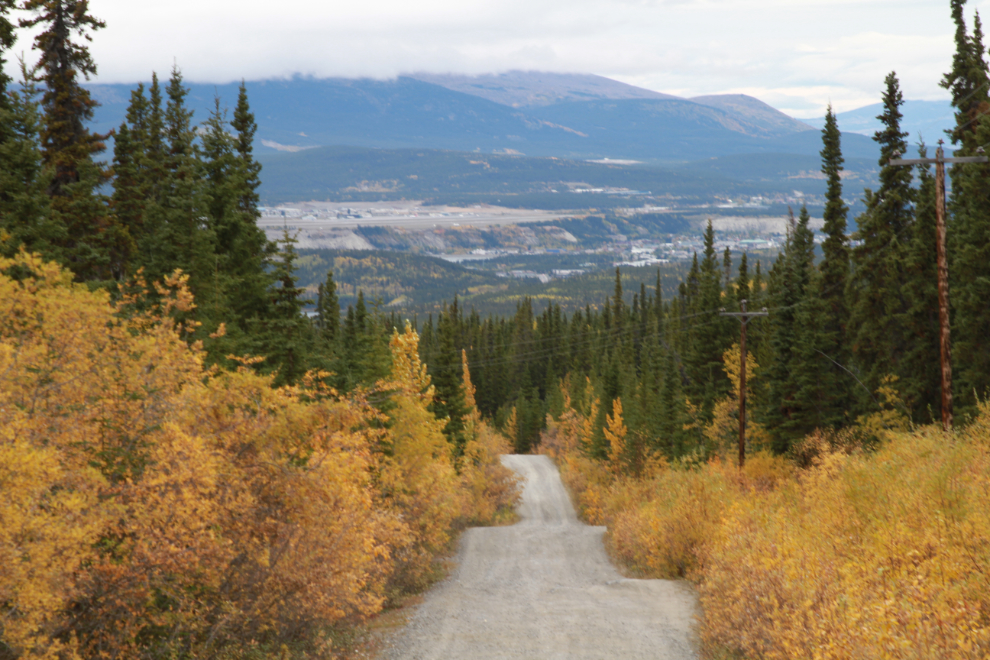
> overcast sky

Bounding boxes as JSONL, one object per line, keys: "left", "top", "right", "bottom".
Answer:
{"left": 4, "top": 0, "right": 978, "bottom": 116}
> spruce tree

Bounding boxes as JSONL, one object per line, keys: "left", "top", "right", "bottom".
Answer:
{"left": 432, "top": 298, "right": 468, "bottom": 453}
{"left": 684, "top": 220, "right": 731, "bottom": 420}
{"left": 316, "top": 269, "right": 341, "bottom": 346}
{"left": 144, "top": 66, "right": 218, "bottom": 325}
{"left": 228, "top": 81, "right": 273, "bottom": 322}
{"left": 736, "top": 252, "right": 750, "bottom": 303}
{"left": 942, "top": 2, "right": 990, "bottom": 411}
{"left": 0, "top": 0, "right": 16, "bottom": 152}
{"left": 258, "top": 228, "right": 311, "bottom": 387}
{"left": 787, "top": 268, "right": 845, "bottom": 436}
{"left": 897, "top": 144, "right": 942, "bottom": 422}
{"left": 816, "top": 104, "right": 854, "bottom": 414}
{"left": 761, "top": 207, "right": 815, "bottom": 453}
{"left": 848, "top": 72, "right": 913, "bottom": 407}
{"left": 20, "top": 0, "right": 122, "bottom": 281}
{"left": 0, "top": 58, "right": 54, "bottom": 256}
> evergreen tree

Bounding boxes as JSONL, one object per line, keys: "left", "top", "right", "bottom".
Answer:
{"left": 942, "top": 2, "right": 990, "bottom": 411}
{"left": 736, "top": 252, "right": 750, "bottom": 303}
{"left": 257, "top": 228, "right": 311, "bottom": 387}
{"left": 432, "top": 298, "right": 468, "bottom": 453}
{"left": 761, "top": 207, "right": 815, "bottom": 453}
{"left": 848, "top": 72, "right": 913, "bottom": 406}
{"left": 787, "top": 268, "right": 845, "bottom": 436}
{"left": 201, "top": 88, "right": 272, "bottom": 327}
{"left": 816, "top": 103, "right": 854, "bottom": 413}
{"left": 684, "top": 220, "right": 731, "bottom": 420}
{"left": 20, "top": 0, "right": 122, "bottom": 281}
{"left": 898, "top": 144, "right": 943, "bottom": 422}
{"left": 143, "top": 66, "right": 218, "bottom": 325}
{"left": 0, "top": 58, "right": 54, "bottom": 256}
{"left": 316, "top": 269, "right": 341, "bottom": 346}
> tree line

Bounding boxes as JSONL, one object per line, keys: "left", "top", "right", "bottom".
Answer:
{"left": 4, "top": 0, "right": 990, "bottom": 461}
{"left": 0, "top": 0, "right": 314, "bottom": 384}
{"left": 418, "top": 1, "right": 990, "bottom": 457}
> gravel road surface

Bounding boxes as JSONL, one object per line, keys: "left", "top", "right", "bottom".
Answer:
{"left": 381, "top": 454, "right": 699, "bottom": 659}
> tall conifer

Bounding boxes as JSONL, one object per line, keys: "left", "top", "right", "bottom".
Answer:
{"left": 21, "top": 0, "right": 120, "bottom": 280}
{"left": 898, "top": 144, "right": 942, "bottom": 422}
{"left": 942, "top": 2, "right": 990, "bottom": 410}
{"left": 0, "top": 56, "right": 53, "bottom": 255}
{"left": 762, "top": 207, "right": 815, "bottom": 453}
{"left": 848, "top": 72, "right": 913, "bottom": 406}
{"left": 432, "top": 298, "right": 468, "bottom": 453}
{"left": 816, "top": 104, "right": 854, "bottom": 413}
{"left": 685, "top": 220, "right": 731, "bottom": 420}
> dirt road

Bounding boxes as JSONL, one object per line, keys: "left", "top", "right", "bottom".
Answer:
{"left": 381, "top": 455, "right": 699, "bottom": 659}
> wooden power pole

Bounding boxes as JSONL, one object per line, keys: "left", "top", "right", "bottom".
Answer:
{"left": 890, "top": 141, "right": 987, "bottom": 431}
{"left": 720, "top": 300, "right": 767, "bottom": 467}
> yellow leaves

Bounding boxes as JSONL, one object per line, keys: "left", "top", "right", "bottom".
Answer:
{"left": 539, "top": 363, "right": 990, "bottom": 657}
{"left": 0, "top": 252, "right": 520, "bottom": 659}
{"left": 388, "top": 321, "right": 434, "bottom": 401}
{"left": 604, "top": 397, "right": 627, "bottom": 474}
{"left": 703, "top": 343, "right": 770, "bottom": 455}
{"left": 855, "top": 374, "right": 911, "bottom": 441}
{"left": 0, "top": 434, "right": 106, "bottom": 660}
{"left": 698, "top": 426, "right": 990, "bottom": 659}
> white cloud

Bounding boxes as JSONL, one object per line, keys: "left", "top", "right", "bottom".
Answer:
{"left": 4, "top": 0, "right": 982, "bottom": 114}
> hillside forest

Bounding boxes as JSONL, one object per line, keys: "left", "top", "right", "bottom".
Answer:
{"left": 4, "top": 0, "right": 990, "bottom": 659}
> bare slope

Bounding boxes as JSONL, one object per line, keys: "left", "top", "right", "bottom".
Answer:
{"left": 690, "top": 93, "right": 813, "bottom": 136}
{"left": 381, "top": 455, "right": 699, "bottom": 659}
{"left": 409, "top": 71, "right": 678, "bottom": 107}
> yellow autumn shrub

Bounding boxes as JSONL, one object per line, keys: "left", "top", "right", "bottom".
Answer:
{"left": 0, "top": 253, "right": 518, "bottom": 659}
{"left": 542, "top": 359, "right": 990, "bottom": 658}
{"left": 455, "top": 348, "right": 520, "bottom": 527}
{"left": 701, "top": 418, "right": 990, "bottom": 659}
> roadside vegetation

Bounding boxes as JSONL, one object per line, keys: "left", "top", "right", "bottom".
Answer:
{"left": 541, "top": 360, "right": 990, "bottom": 658}
{"left": 0, "top": 252, "right": 518, "bottom": 659}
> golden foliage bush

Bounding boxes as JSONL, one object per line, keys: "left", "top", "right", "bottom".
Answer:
{"left": 541, "top": 364, "right": 990, "bottom": 659}
{"left": 0, "top": 254, "right": 519, "bottom": 660}
{"left": 701, "top": 419, "right": 990, "bottom": 659}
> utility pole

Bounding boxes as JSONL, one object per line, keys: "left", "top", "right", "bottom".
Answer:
{"left": 719, "top": 300, "right": 767, "bottom": 467}
{"left": 890, "top": 140, "right": 987, "bottom": 431}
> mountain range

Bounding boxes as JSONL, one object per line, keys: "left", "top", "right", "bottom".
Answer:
{"left": 796, "top": 99, "right": 954, "bottom": 150}
{"left": 86, "top": 71, "right": 881, "bottom": 163}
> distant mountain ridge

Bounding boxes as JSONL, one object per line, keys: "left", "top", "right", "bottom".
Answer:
{"left": 87, "top": 71, "right": 879, "bottom": 163}
{"left": 796, "top": 99, "right": 954, "bottom": 149}
{"left": 407, "top": 71, "right": 679, "bottom": 107}
{"left": 690, "top": 94, "right": 814, "bottom": 136}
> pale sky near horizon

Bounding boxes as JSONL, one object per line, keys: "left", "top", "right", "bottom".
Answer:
{"left": 3, "top": 0, "right": 980, "bottom": 116}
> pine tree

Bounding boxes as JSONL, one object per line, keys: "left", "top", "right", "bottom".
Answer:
{"left": 20, "top": 0, "right": 120, "bottom": 281}
{"left": 432, "top": 298, "right": 468, "bottom": 453}
{"left": 848, "top": 72, "right": 913, "bottom": 407}
{"left": 942, "top": 3, "right": 990, "bottom": 411}
{"left": 761, "top": 207, "right": 815, "bottom": 453}
{"left": 0, "top": 57, "right": 54, "bottom": 256}
{"left": 685, "top": 220, "right": 731, "bottom": 420}
{"left": 816, "top": 103, "right": 854, "bottom": 414}
{"left": 257, "top": 228, "right": 311, "bottom": 387}
{"left": 144, "top": 66, "right": 217, "bottom": 322}
{"left": 897, "top": 144, "right": 943, "bottom": 422}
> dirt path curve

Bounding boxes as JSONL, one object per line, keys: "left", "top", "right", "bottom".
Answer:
{"left": 380, "top": 455, "right": 699, "bottom": 659}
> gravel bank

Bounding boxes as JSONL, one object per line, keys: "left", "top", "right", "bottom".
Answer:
{"left": 380, "top": 454, "right": 699, "bottom": 659}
